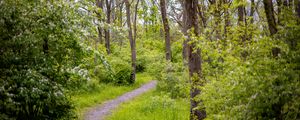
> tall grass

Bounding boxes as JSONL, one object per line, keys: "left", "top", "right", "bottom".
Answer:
{"left": 107, "top": 91, "right": 189, "bottom": 120}
{"left": 71, "top": 73, "right": 152, "bottom": 119}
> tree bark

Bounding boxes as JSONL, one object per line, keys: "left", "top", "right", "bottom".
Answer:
{"left": 184, "top": 0, "right": 206, "bottom": 119}
{"left": 96, "top": 0, "right": 104, "bottom": 44}
{"left": 238, "top": 4, "right": 245, "bottom": 26}
{"left": 180, "top": 0, "right": 188, "bottom": 62}
{"left": 297, "top": 0, "right": 300, "bottom": 18}
{"left": 250, "top": 0, "right": 255, "bottom": 24}
{"left": 263, "top": 0, "right": 278, "bottom": 35}
{"left": 160, "top": 0, "right": 172, "bottom": 61}
{"left": 105, "top": 0, "right": 112, "bottom": 54}
{"left": 133, "top": 0, "right": 140, "bottom": 42}
{"left": 95, "top": 0, "right": 104, "bottom": 66}
{"left": 125, "top": 0, "right": 136, "bottom": 82}
{"left": 43, "top": 38, "right": 49, "bottom": 54}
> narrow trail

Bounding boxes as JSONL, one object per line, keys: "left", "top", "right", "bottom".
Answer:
{"left": 84, "top": 80, "right": 157, "bottom": 120}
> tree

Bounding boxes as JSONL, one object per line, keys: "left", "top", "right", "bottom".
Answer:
{"left": 105, "top": 0, "right": 113, "bottom": 54}
{"left": 263, "top": 0, "right": 278, "bottom": 35}
{"left": 125, "top": 0, "right": 136, "bottom": 82}
{"left": 133, "top": 0, "right": 140, "bottom": 42}
{"left": 160, "top": 0, "right": 172, "bottom": 61}
{"left": 184, "top": 0, "right": 206, "bottom": 119}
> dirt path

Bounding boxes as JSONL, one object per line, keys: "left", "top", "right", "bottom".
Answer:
{"left": 84, "top": 80, "right": 157, "bottom": 120}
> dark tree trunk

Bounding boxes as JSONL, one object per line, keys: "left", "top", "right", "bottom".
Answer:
{"left": 238, "top": 5, "right": 245, "bottom": 26}
{"left": 160, "top": 0, "right": 172, "bottom": 61}
{"left": 133, "top": 0, "right": 140, "bottom": 42}
{"left": 277, "top": 0, "right": 282, "bottom": 25}
{"left": 283, "top": 0, "right": 289, "bottom": 6}
{"left": 223, "top": 0, "right": 230, "bottom": 39}
{"left": 297, "top": 0, "right": 300, "bottom": 18}
{"left": 250, "top": 0, "right": 255, "bottom": 24}
{"left": 105, "top": 0, "right": 112, "bottom": 54}
{"left": 248, "top": 0, "right": 255, "bottom": 41}
{"left": 43, "top": 38, "right": 49, "bottom": 54}
{"left": 125, "top": 0, "right": 136, "bottom": 82}
{"left": 263, "top": 0, "right": 278, "bottom": 35}
{"left": 180, "top": 0, "right": 188, "bottom": 62}
{"left": 119, "top": 2, "right": 123, "bottom": 27}
{"left": 96, "top": 0, "right": 104, "bottom": 44}
{"left": 238, "top": 3, "right": 246, "bottom": 43}
{"left": 184, "top": 0, "right": 206, "bottom": 119}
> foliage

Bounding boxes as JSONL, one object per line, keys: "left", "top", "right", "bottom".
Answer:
{"left": 156, "top": 62, "right": 189, "bottom": 98}
{"left": 0, "top": 0, "right": 94, "bottom": 119}
{"left": 199, "top": 20, "right": 300, "bottom": 119}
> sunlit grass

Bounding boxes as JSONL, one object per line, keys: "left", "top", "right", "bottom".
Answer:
{"left": 71, "top": 73, "right": 152, "bottom": 119}
{"left": 106, "top": 91, "right": 189, "bottom": 120}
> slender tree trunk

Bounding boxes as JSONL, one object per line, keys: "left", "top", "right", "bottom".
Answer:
{"left": 277, "top": 0, "right": 282, "bottom": 25}
{"left": 105, "top": 0, "right": 112, "bottom": 54}
{"left": 283, "top": 0, "right": 289, "bottom": 6}
{"left": 223, "top": 0, "right": 230, "bottom": 39}
{"left": 250, "top": 0, "right": 255, "bottom": 24}
{"left": 238, "top": 5, "right": 245, "bottom": 26}
{"left": 119, "top": 2, "right": 123, "bottom": 27}
{"left": 263, "top": 0, "right": 278, "bottom": 35}
{"left": 95, "top": 0, "right": 104, "bottom": 66}
{"left": 43, "top": 38, "right": 49, "bottom": 54}
{"left": 125, "top": 0, "right": 136, "bottom": 82}
{"left": 96, "top": 0, "right": 104, "bottom": 44}
{"left": 248, "top": 0, "right": 255, "bottom": 40}
{"left": 180, "top": 0, "right": 188, "bottom": 62}
{"left": 297, "top": 0, "right": 300, "bottom": 18}
{"left": 160, "top": 0, "right": 172, "bottom": 61}
{"left": 184, "top": 0, "right": 206, "bottom": 119}
{"left": 238, "top": 2, "right": 246, "bottom": 43}
{"left": 133, "top": 0, "right": 140, "bottom": 42}
{"left": 118, "top": 1, "right": 124, "bottom": 48}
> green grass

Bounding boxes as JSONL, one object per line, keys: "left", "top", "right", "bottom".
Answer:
{"left": 106, "top": 91, "right": 189, "bottom": 120}
{"left": 71, "top": 73, "right": 153, "bottom": 119}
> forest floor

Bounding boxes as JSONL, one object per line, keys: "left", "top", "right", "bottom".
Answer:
{"left": 84, "top": 80, "right": 157, "bottom": 120}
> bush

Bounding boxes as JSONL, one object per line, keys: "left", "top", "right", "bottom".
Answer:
{"left": 200, "top": 32, "right": 300, "bottom": 119}
{"left": 0, "top": 69, "right": 75, "bottom": 120}
{"left": 115, "top": 66, "right": 133, "bottom": 84}
{"left": 96, "top": 55, "right": 133, "bottom": 85}
{"left": 0, "top": 0, "right": 93, "bottom": 119}
{"left": 147, "top": 59, "right": 189, "bottom": 98}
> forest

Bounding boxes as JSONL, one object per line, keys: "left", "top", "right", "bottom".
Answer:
{"left": 0, "top": 0, "right": 299, "bottom": 120}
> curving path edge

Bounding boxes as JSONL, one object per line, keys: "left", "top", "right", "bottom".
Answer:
{"left": 84, "top": 80, "right": 157, "bottom": 120}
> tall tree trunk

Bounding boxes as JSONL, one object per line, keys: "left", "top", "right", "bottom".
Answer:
{"left": 95, "top": 0, "right": 104, "bottom": 65}
{"left": 248, "top": 0, "right": 255, "bottom": 40}
{"left": 180, "top": 0, "right": 188, "bottom": 62}
{"left": 118, "top": 1, "right": 124, "bottom": 48}
{"left": 184, "top": 0, "right": 206, "bottom": 119}
{"left": 238, "top": 2, "right": 246, "bottom": 43}
{"left": 125, "top": 0, "right": 136, "bottom": 82}
{"left": 160, "top": 0, "right": 172, "bottom": 61}
{"left": 238, "top": 4, "right": 245, "bottom": 26}
{"left": 133, "top": 0, "right": 140, "bottom": 42}
{"left": 105, "top": 0, "right": 112, "bottom": 54}
{"left": 119, "top": 2, "right": 123, "bottom": 27}
{"left": 96, "top": 0, "right": 104, "bottom": 44}
{"left": 223, "top": 0, "right": 230, "bottom": 39}
{"left": 277, "top": 0, "right": 282, "bottom": 25}
{"left": 250, "top": 0, "right": 255, "bottom": 24}
{"left": 263, "top": 0, "right": 278, "bottom": 35}
{"left": 297, "top": 0, "right": 300, "bottom": 18}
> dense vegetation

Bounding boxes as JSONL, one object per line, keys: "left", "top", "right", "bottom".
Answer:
{"left": 0, "top": 0, "right": 299, "bottom": 120}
